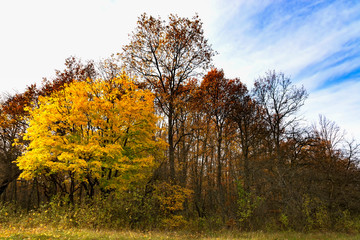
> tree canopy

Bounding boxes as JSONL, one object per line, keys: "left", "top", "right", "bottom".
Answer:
{"left": 16, "top": 73, "right": 165, "bottom": 199}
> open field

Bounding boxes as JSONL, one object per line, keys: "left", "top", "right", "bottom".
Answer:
{"left": 1, "top": 228, "right": 360, "bottom": 240}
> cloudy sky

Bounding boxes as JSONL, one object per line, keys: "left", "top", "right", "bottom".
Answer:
{"left": 1, "top": 0, "right": 360, "bottom": 139}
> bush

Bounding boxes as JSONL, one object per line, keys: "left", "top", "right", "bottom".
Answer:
{"left": 237, "top": 182, "right": 262, "bottom": 230}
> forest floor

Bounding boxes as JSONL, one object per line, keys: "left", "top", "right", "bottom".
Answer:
{"left": 0, "top": 227, "right": 360, "bottom": 240}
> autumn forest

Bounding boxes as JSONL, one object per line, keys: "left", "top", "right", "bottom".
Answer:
{"left": 1, "top": 14, "right": 360, "bottom": 232}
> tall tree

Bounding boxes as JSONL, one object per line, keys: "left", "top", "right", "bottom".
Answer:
{"left": 0, "top": 57, "right": 97, "bottom": 198}
{"left": 121, "top": 13, "right": 215, "bottom": 181}
{"left": 228, "top": 83, "right": 264, "bottom": 193}
{"left": 253, "top": 71, "right": 308, "bottom": 164}
{"left": 198, "top": 68, "right": 245, "bottom": 213}
{"left": 252, "top": 71, "right": 308, "bottom": 216}
{"left": 0, "top": 86, "right": 38, "bottom": 195}
{"left": 200, "top": 69, "right": 230, "bottom": 192}
{"left": 16, "top": 73, "right": 164, "bottom": 203}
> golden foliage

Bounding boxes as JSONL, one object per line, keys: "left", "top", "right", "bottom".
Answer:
{"left": 16, "top": 73, "right": 165, "bottom": 191}
{"left": 154, "top": 182, "right": 193, "bottom": 214}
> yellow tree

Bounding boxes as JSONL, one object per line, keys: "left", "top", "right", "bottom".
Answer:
{"left": 16, "top": 73, "right": 164, "bottom": 202}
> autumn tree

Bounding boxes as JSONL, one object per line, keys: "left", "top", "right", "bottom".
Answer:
{"left": 198, "top": 69, "right": 231, "bottom": 202}
{"left": 251, "top": 71, "right": 308, "bottom": 219}
{"left": 39, "top": 56, "right": 96, "bottom": 97}
{"left": 121, "top": 13, "right": 215, "bottom": 181}
{"left": 195, "top": 68, "right": 259, "bottom": 218}
{"left": 309, "top": 116, "right": 360, "bottom": 216}
{"left": 0, "top": 57, "right": 100, "bottom": 201}
{"left": 228, "top": 80, "right": 264, "bottom": 193}
{"left": 0, "top": 86, "right": 38, "bottom": 195}
{"left": 16, "top": 73, "right": 164, "bottom": 203}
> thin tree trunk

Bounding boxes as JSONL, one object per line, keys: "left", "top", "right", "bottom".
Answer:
{"left": 168, "top": 106, "right": 176, "bottom": 181}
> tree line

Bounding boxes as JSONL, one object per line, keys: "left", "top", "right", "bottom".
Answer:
{"left": 1, "top": 13, "right": 359, "bottom": 231}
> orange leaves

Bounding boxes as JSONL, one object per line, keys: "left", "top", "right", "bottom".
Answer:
{"left": 0, "top": 84, "right": 37, "bottom": 129}
{"left": 122, "top": 13, "right": 215, "bottom": 98}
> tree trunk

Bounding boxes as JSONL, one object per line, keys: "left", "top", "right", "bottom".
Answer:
{"left": 168, "top": 106, "right": 176, "bottom": 181}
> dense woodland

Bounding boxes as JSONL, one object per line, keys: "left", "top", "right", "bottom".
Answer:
{"left": 1, "top": 14, "right": 360, "bottom": 231}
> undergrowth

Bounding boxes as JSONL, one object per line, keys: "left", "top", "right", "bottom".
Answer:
{"left": 1, "top": 196, "right": 360, "bottom": 234}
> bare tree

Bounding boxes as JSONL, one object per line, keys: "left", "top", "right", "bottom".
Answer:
{"left": 312, "top": 114, "right": 345, "bottom": 152}
{"left": 253, "top": 70, "right": 308, "bottom": 163}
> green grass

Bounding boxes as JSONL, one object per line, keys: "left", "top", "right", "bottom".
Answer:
{"left": 1, "top": 228, "right": 360, "bottom": 240}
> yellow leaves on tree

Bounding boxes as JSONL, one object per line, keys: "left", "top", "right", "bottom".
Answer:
{"left": 154, "top": 182, "right": 193, "bottom": 214}
{"left": 16, "top": 73, "right": 165, "bottom": 193}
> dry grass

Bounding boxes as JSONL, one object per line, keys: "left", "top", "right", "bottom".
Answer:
{"left": 1, "top": 227, "right": 360, "bottom": 240}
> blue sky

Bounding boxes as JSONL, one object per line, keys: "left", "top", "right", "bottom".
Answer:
{"left": 1, "top": 0, "right": 360, "bottom": 139}
{"left": 206, "top": 0, "right": 360, "bottom": 139}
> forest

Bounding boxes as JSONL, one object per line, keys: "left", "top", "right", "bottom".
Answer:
{"left": 0, "top": 13, "right": 360, "bottom": 233}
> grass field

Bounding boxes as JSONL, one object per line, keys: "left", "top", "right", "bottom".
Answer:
{"left": 1, "top": 227, "right": 360, "bottom": 240}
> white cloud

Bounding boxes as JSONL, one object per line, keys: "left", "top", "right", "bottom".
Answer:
{"left": 301, "top": 80, "right": 360, "bottom": 139}
{"left": 208, "top": 0, "right": 360, "bottom": 139}
{"left": 0, "top": 0, "right": 214, "bottom": 94}
{"left": 211, "top": 0, "right": 360, "bottom": 88}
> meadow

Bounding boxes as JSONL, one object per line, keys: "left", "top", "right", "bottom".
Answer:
{"left": 1, "top": 227, "right": 360, "bottom": 240}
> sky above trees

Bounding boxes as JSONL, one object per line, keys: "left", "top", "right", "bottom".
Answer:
{"left": 1, "top": 0, "right": 359, "bottom": 138}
